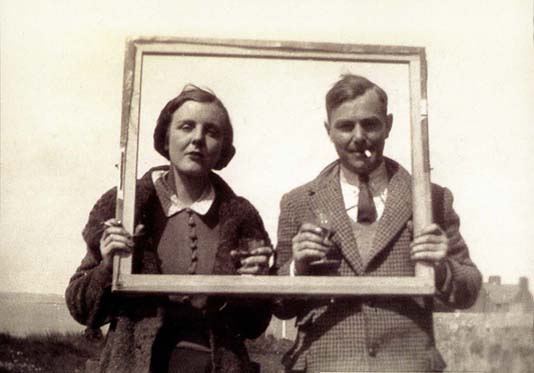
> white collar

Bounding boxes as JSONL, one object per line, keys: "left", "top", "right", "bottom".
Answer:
{"left": 339, "top": 161, "right": 389, "bottom": 219}
{"left": 339, "top": 161, "right": 389, "bottom": 192}
{"left": 152, "top": 170, "right": 215, "bottom": 217}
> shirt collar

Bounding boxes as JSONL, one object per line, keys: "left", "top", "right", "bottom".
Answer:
{"left": 152, "top": 169, "right": 215, "bottom": 217}
{"left": 339, "top": 161, "right": 389, "bottom": 192}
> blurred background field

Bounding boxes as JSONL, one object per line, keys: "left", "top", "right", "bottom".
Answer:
{"left": 434, "top": 312, "right": 533, "bottom": 373}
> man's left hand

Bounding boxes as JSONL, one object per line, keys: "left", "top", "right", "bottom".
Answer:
{"left": 410, "top": 223, "right": 449, "bottom": 263}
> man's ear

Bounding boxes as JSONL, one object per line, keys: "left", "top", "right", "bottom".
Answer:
{"left": 324, "top": 120, "right": 331, "bottom": 135}
{"left": 385, "top": 114, "right": 393, "bottom": 138}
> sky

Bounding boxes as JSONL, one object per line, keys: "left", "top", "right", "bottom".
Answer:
{"left": 0, "top": 0, "right": 533, "bottom": 295}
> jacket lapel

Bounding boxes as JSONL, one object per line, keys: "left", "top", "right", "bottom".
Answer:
{"left": 364, "top": 160, "right": 412, "bottom": 269}
{"left": 308, "top": 162, "right": 364, "bottom": 275}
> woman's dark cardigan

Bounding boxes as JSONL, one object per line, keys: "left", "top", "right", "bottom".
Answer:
{"left": 66, "top": 166, "right": 272, "bottom": 373}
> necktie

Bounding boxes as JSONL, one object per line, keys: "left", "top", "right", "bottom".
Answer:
{"left": 357, "top": 174, "right": 377, "bottom": 223}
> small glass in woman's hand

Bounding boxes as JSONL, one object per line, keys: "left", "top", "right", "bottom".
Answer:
{"left": 232, "top": 238, "right": 268, "bottom": 269}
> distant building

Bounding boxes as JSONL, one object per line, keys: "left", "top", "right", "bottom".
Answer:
{"left": 469, "top": 276, "right": 534, "bottom": 313}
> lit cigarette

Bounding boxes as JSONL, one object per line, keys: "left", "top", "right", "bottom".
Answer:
{"left": 364, "top": 150, "right": 372, "bottom": 158}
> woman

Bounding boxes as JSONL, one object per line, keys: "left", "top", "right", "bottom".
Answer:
{"left": 66, "top": 85, "right": 273, "bottom": 373}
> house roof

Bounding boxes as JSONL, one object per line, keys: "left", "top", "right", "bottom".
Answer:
{"left": 484, "top": 284, "right": 520, "bottom": 304}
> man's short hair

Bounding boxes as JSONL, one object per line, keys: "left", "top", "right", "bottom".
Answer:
{"left": 326, "top": 74, "right": 388, "bottom": 119}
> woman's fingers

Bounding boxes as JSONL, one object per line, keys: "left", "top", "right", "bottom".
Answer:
{"left": 249, "top": 246, "right": 272, "bottom": 256}
{"left": 101, "top": 239, "right": 133, "bottom": 256}
{"left": 100, "top": 220, "right": 135, "bottom": 270}
{"left": 102, "top": 233, "right": 134, "bottom": 248}
{"left": 237, "top": 265, "right": 266, "bottom": 275}
{"left": 240, "top": 254, "right": 269, "bottom": 267}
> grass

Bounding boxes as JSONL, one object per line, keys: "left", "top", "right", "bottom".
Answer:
{"left": 0, "top": 332, "right": 103, "bottom": 372}
{"left": 0, "top": 313, "right": 532, "bottom": 372}
{"left": 0, "top": 332, "right": 290, "bottom": 373}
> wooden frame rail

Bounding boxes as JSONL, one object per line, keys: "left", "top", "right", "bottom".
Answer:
{"left": 112, "top": 36, "right": 434, "bottom": 296}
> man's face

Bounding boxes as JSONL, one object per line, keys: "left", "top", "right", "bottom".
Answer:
{"left": 326, "top": 90, "right": 392, "bottom": 175}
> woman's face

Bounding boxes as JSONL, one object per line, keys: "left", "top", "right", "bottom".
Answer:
{"left": 166, "top": 100, "right": 226, "bottom": 177}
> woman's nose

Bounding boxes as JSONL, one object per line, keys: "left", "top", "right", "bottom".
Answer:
{"left": 191, "top": 127, "right": 205, "bottom": 144}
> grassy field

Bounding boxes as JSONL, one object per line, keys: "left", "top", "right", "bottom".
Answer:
{"left": 0, "top": 332, "right": 103, "bottom": 372}
{"left": 0, "top": 313, "right": 532, "bottom": 372}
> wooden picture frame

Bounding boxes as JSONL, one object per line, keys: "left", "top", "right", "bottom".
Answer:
{"left": 112, "top": 36, "right": 434, "bottom": 297}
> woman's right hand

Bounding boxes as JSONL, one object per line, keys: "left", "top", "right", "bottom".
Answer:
{"left": 99, "top": 218, "right": 140, "bottom": 271}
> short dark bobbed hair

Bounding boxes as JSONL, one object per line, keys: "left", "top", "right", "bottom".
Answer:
{"left": 326, "top": 74, "right": 388, "bottom": 119}
{"left": 153, "top": 86, "right": 235, "bottom": 170}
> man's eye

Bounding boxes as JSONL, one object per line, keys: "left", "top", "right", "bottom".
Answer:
{"left": 361, "top": 119, "right": 382, "bottom": 130}
{"left": 336, "top": 121, "right": 354, "bottom": 131}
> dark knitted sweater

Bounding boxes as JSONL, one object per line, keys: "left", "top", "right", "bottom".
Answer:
{"left": 65, "top": 166, "right": 272, "bottom": 373}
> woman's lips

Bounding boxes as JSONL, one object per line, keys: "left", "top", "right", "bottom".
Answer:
{"left": 186, "top": 151, "right": 204, "bottom": 160}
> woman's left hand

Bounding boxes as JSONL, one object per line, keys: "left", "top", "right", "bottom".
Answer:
{"left": 231, "top": 246, "right": 273, "bottom": 275}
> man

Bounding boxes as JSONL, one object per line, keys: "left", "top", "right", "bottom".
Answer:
{"left": 274, "top": 74, "right": 481, "bottom": 372}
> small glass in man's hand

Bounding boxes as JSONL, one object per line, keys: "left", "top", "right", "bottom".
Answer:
{"left": 309, "top": 210, "right": 341, "bottom": 268}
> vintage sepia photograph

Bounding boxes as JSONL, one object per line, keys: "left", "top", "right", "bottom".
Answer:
{"left": 1, "top": 1, "right": 533, "bottom": 372}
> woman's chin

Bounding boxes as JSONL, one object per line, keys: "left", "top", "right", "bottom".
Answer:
{"left": 172, "top": 163, "right": 210, "bottom": 178}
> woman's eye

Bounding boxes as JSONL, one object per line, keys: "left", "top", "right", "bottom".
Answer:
{"left": 179, "top": 121, "right": 194, "bottom": 131}
{"left": 207, "top": 129, "right": 221, "bottom": 138}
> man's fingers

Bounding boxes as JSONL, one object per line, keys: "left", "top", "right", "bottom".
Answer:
{"left": 295, "top": 248, "right": 327, "bottom": 261}
{"left": 411, "top": 242, "right": 447, "bottom": 253}
{"left": 411, "top": 250, "right": 445, "bottom": 262}
{"left": 293, "top": 231, "right": 326, "bottom": 245}
{"left": 294, "top": 241, "right": 330, "bottom": 254}
{"left": 415, "top": 223, "right": 443, "bottom": 237}
{"left": 411, "top": 234, "right": 445, "bottom": 247}
{"left": 298, "top": 223, "right": 324, "bottom": 235}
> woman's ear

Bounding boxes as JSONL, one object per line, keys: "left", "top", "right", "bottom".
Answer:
{"left": 214, "top": 145, "right": 236, "bottom": 170}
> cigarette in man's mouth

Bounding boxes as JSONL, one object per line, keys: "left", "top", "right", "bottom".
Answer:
{"left": 364, "top": 150, "right": 372, "bottom": 158}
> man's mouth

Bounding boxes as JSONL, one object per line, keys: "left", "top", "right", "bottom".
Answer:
{"left": 353, "top": 149, "right": 372, "bottom": 158}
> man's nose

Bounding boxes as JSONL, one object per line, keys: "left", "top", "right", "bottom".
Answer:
{"left": 353, "top": 123, "right": 365, "bottom": 142}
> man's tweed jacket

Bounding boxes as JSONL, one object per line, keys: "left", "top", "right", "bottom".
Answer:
{"left": 274, "top": 158, "right": 481, "bottom": 372}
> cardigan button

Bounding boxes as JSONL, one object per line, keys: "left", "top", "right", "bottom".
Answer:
{"left": 368, "top": 346, "right": 377, "bottom": 357}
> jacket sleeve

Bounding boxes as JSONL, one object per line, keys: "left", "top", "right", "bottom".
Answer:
{"left": 433, "top": 186, "right": 482, "bottom": 309}
{"left": 65, "top": 188, "right": 117, "bottom": 327}
{"left": 217, "top": 201, "right": 273, "bottom": 339}
{"left": 271, "top": 193, "right": 309, "bottom": 320}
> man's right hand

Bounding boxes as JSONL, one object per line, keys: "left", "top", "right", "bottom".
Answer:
{"left": 291, "top": 223, "right": 335, "bottom": 275}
